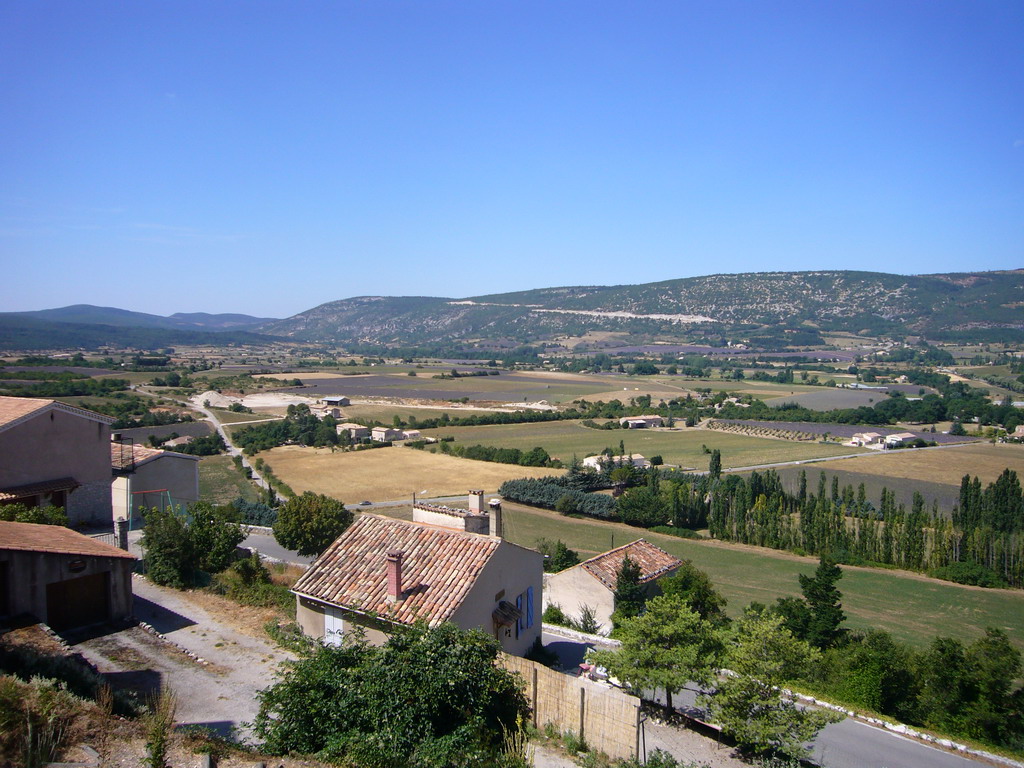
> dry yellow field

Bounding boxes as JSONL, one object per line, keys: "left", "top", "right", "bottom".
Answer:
{"left": 257, "top": 444, "right": 563, "bottom": 502}
{"left": 818, "top": 442, "right": 1024, "bottom": 486}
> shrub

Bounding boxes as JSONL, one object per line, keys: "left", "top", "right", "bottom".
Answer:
{"left": 929, "top": 561, "right": 1007, "bottom": 588}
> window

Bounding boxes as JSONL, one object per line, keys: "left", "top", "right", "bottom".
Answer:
{"left": 516, "top": 594, "right": 523, "bottom": 637}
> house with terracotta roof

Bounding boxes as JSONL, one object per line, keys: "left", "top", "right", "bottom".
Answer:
{"left": 543, "top": 539, "right": 682, "bottom": 635}
{"left": 0, "top": 396, "right": 115, "bottom": 526}
{"left": 0, "top": 520, "right": 135, "bottom": 631}
{"left": 292, "top": 512, "right": 544, "bottom": 656}
{"left": 110, "top": 439, "right": 200, "bottom": 522}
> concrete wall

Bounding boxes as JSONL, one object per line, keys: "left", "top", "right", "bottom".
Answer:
{"left": 451, "top": 541, "right": 544, "bottom": 657}
{"left": 500, "top": 653, "right": 639, "bottom": 761}
{"left": 112, "top": 454, "right": 200, "bottom": 522}
{"left": 544, "top": 567, "right": 615, "bottom": 635}
{"left": 411, "top": 504, "right": 488, "bottom": 534}
{"left": 295, "top": 595, "right": 392, "bottom": 647}
{"left": 0, "top": 408, "right": 112, "bottom": 526}
{"left": 0, "top": 549, "right": 133, "bottom": 626}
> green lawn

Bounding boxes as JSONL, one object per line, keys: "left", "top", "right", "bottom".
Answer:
{"left": 431, "top": 502, "right": 1024, "bottom": 652}
{"left": 417, "top": 420, "right": 866, "bottom": 469}
{"left": 198, "top": 454, "right": 259, "bottom": 505}
{"left": 211, "top": 409, "right": 282, "bottom": 424}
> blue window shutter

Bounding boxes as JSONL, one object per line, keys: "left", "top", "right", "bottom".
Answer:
{"left": 516, "top": 594, "right": 523, "bottom": 636}
{"left": 526, "top": 587, "right": 534, "bottom": 628}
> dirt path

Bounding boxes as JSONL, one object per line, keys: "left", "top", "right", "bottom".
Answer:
{"left": 71, "top": 576, "right": 294, "bottom": 741}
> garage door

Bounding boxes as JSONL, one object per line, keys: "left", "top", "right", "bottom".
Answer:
{"left": 46, "top": 572, "right": 110, "bottom": 631}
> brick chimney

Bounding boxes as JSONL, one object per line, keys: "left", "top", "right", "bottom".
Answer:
{"left": 468, "top": 490, "right": 484, "bottom": 514}
{"left": 488, "top": 499, "right": 503, "bottom": 539}
{"left": 386, "top": 550, "right": 403, "bottom": 602}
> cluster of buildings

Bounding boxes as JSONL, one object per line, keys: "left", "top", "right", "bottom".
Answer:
{"left": 0, "top": 396, "right": 683, "bottom": 657}
{"left": 848, "top": 430, "right": 919, "bottom": 449}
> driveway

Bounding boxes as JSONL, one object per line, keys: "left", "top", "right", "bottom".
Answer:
{"left": 67, "top": 575, "right": 294, "bottom": 741}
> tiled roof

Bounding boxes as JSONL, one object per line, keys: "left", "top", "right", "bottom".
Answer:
{"left": 0, "top": 477, "right": 80, "bottom": 501}
{"left": 0, "top": 396, "right": 114, "bottom": 434}
{"left": 110, "top": 442, "right": 199, "bottom": 470}
{"left": 292, "top": 514, "right": 500, "bottom": 627}
{"left": 0, "top": 521, "right": 135, "bottom": 560}
{"left": 579, "top": 539, "right": 682, "bottom": 589}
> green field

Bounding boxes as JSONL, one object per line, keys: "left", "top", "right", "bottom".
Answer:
{"left": 198, "top": 454, "right": 259, "bottom": 505}
{"left": 378, "top": 501, "right": 1024, "bottom": 651}
{"left": 210, "top": 409, "right": 282, "bottom": 424}
{"left": 417, "top": 420, "right": 866, "bottom": 469}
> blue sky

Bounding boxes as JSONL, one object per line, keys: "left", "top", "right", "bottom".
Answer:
{"left": 2, "top": 1, "right": 1021, "bottom": 319}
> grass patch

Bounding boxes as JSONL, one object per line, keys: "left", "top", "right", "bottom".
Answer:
{"left": 258, "top": 444, "right": 563, "bottom": 502}
{"left": 211, "top": 409, "right": 282, "bottom": 424}
{"left": 198, "top": 455, "right": 259, "bottom": 505}
{"left": 417, "top": 420, "right": 865, "bottom": 469}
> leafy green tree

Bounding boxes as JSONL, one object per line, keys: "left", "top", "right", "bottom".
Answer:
{"left": 141, "top": 508, "right": 195, "bottom": 589}
{"left": 799, "top": 557, "right": 846, "bottom": 649}
{"left": 701, "top": 613, "right": 841, "bottom": 758}
{"left": 612, "top": 555, "right": 646, "bottom": 626}
{"left": 708, "top": 449, "right": 722, "bottom": 481}
{"left": 591, "top": 595, "right": 722, "bottom": 716}
{"left": 187, "top": 502, "right": 245, "bottom": 573}
{"left": 254, "top": 623, "right": 529, "bottom": 766}
{"left": 536, "top": 538, "right": 580, "bottom": 572}
{"left": 273, "top": 492, "right": 353, "bottom": 557}
{"left": 659, "top": 560, "right": 728, "bottom": 626}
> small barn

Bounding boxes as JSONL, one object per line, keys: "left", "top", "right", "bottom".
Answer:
{"left": 0, "top": 521, "right": 135, "bottom": 631}
{"left": 544, "top": 539, "right": 681, "bottom": 635}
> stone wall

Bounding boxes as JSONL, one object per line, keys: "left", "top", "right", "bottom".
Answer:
{"left": 499, "top": 653, "right": 640, "bottom": 761}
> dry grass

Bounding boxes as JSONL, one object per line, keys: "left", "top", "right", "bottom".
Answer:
{"left": 257, "top": 444, "right": 563, "bottom": 501}
{"left": 815, "top": 442, "right": 1024, "bottom": 487}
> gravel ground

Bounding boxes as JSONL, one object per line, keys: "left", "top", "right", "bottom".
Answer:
{"left": 69, "top": 575, "right": 294, "bottom": 742}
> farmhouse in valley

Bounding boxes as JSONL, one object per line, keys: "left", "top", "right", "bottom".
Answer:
{"left": 319, "top": 396, "right": 350, "bottom": 407}
{"left": 337, "top": 422, "right": 370, "bottom": 440}
{"left": 884, "top": 432, "right": 918, "bottom": 448}
{"left": 292, "top": 502, "right": 543, "bottom": 656}
{"left": 544, "top": 539, "right": 682, "bottom": 634}
{"left": 0, "top": 520, "right": 135, "bottom": 631}
{"left": 618, "top": 415, "right": 663, "bottom": 429}
{"left": 0, "top": 396, "right": 115, "bottom": 526}
{"left": 371, "top": 426, "right": 404, "bottom": 442}
{"left": 581, "top": 453, "right": 651, "bottom": 471}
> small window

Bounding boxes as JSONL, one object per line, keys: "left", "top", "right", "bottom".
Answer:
{"left": 516, "top": 594, "right": 523, "bottom": 637}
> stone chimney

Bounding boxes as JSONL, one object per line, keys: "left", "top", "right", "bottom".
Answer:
{"left": 386, "top": 550, "right": 403, "bottom": 602}
{"left": 468, "top": 490, "right": 484, "bottom": 514}
{"left": 488, "top": 499, "right": 503, "bottom": 539}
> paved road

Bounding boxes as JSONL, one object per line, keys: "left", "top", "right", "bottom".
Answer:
{"left": 541, "top": 629, "right": 1001, "bottom": 768}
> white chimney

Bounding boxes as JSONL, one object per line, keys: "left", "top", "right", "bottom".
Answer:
{"left": 469, "top": 490, "right": 484, "bottom": 514}
{"left": 488, "top": 499, "right": 503, "bottom": 538}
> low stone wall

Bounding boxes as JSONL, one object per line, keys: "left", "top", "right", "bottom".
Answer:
{"left": 499, "top": 653, "right": 639, "bottom": 761}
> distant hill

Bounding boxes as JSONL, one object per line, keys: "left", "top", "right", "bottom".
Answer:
{"left": 3, "top": 270, "right": 1021, "bottom": 351}
{"left": 259, "top": 269, "right": 1024, "bottom": 346}
{"left": 16, "top": 305, "right": 276, "bottom": 331}
{"left": 0, "top": 313, "right": 280, "bottom": 351}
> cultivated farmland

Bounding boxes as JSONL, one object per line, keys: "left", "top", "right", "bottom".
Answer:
{"left": 810, "top": 442, "right": 1024, "bottom": 487}
{"left": 255, "top": 444, "right": 563, "bottom": 502}
{"left": 417, "top": 420, "right": 867, "bottom": 469}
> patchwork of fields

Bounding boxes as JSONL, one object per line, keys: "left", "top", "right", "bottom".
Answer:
{"left": 417, "top": 420, "right": 868, "bottom": 469}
